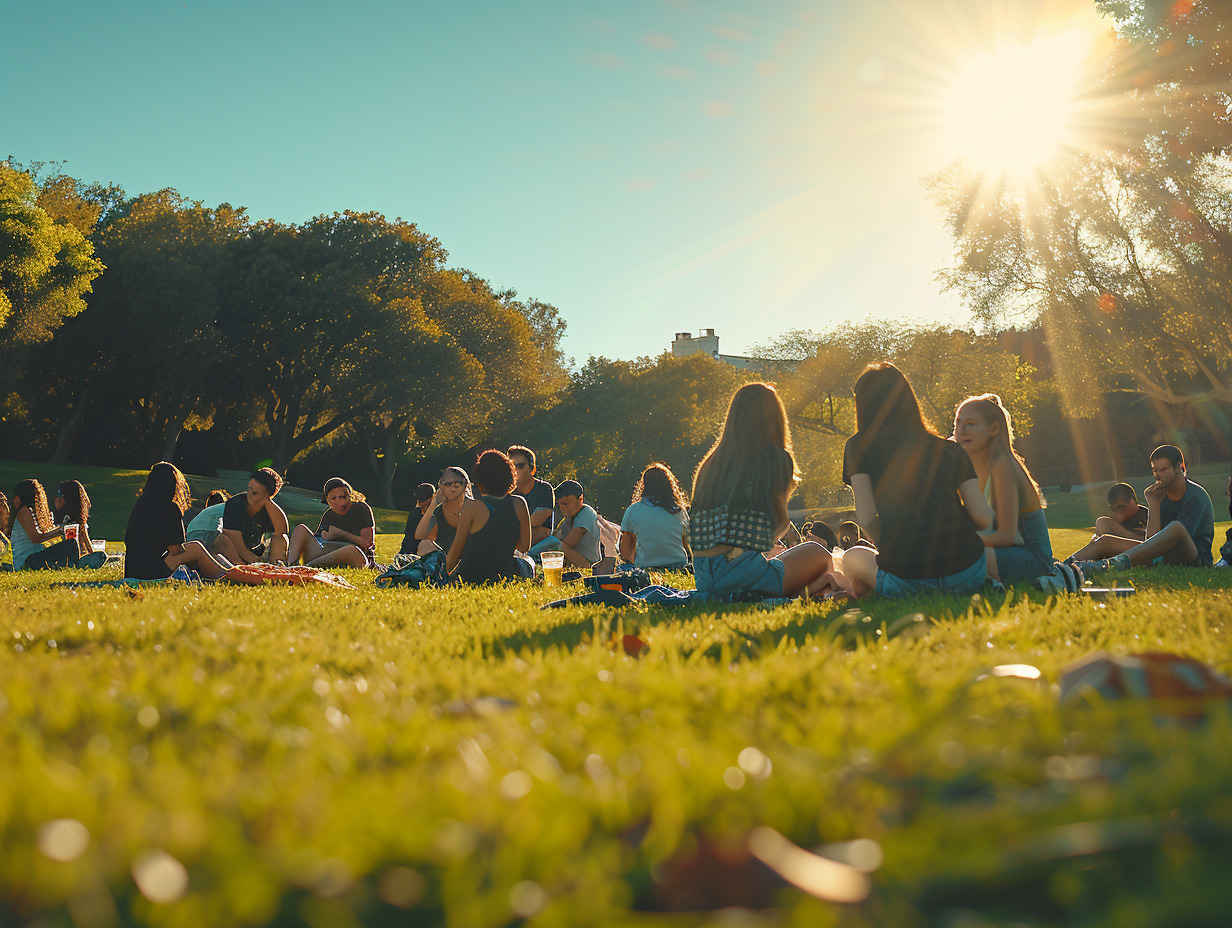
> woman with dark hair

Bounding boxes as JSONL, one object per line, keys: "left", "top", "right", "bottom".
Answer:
{"left": 953, "top": 394, "right": 1054, "bottom": 584}
{"left": 52, "top": 479, "right": 107, "bottom": 567}
{"left": 287, "top": 477, "right": 377, "bottom": 568}
{"left": 446, "top": 450, "right": 531, "bottom": 583}
{"left": 839, "top": 363, "right": 993, "bottom": 598}
{"left": 415, "top": 466, "right": 472, "bottom": 556}
{"left": 9, "top": 479, "right": 79, "bottom": 570}
{"left": 619, "top": 462, "right": 691, "bottom": 569}
{"left": 124, "top": 462, "right": 230, "bottom": 580}
{"left": 690, "top": 383, "right": 838, "bottom": 599}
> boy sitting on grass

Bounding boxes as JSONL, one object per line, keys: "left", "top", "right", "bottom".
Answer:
{"left": 1066, "top": 445, "right": 1214, "bottom": 575}
{"left": 1099, "top": 483, "right": 1149, "bottom": 541}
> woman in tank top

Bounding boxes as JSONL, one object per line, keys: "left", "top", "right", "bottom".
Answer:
{"left": 8, "top": 479, "right": 78, "bottom": 570}
{"left": 953, "top": 394, "right": 1054, "bottom": 584}
{"left": 414, "top": 466, "right": 471, "bottom": 556}
{"left": 447, "top": 450, "right": 531, "bottom": 584}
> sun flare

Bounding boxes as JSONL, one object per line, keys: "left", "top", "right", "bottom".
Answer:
{"left": 943, "top": 31, "right": 1093, "bottom": 176}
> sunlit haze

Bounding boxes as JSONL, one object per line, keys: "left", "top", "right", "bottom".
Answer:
{"left": 2, "top": 0, "right": 1119, "bottom": 364}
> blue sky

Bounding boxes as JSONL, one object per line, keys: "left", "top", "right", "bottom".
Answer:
{"left": 3, "top": 0, "right": 1108, "bottom": 364}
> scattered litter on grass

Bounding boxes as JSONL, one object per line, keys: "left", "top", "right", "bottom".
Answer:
{"left": 641, "top": 827, "right": 874, "bottom": 911}
{"left": 1059, "top": 651, "right": 1232, "bottom": 721}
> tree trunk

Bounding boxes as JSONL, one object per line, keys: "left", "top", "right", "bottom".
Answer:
{"left": 162, "top": 423, "right": 184, "bottom": 465}
{"left": 48, "top": 390, "right": 90, "bottom": 465}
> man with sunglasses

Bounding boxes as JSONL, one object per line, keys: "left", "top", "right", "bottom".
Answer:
{"left": 508, "top": 445, "right": 555, "bottom": 545}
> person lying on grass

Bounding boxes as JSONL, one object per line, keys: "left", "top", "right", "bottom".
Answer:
{"left": 8, "top": 479, "right": 77, "bottom": 570}
{"left": 413, "top": 467, "right": 471, "bottom": 557}
{"left": 213, "top": 467, "right": 289, "bottom": 565}
{"left": 124, "top": 462, "right": 230, "bottom": 580}
{"left": 690, "top": 382, "right": 840, "bottom": 600}
{"left": 446, "top": 450, "right": 531, "bottom": 584}
{"left": 1066, "top": 444, "right": 1214, "bottom": 575}
{"left": 287, "top": 477, "right": 377, "bottom": 568}
{"left": 836, "top": 363, "right": 994, "bottom": 599}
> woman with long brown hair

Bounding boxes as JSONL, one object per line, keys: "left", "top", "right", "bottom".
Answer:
{"left": 839, "top": 363, "right": 993, "bottom": 597}
{"left": 690, "top": 382, "right": 836, "bottom": 599}
{"left": 124, "top": 462, "right": 230, "bottom": 580}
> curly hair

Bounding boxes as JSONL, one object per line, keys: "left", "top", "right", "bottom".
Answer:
{"left": 9, "top": 479, "right": 52, "bottom": 536}
{"left": 251, "top": 467, "right": 284, "bottom": 496}
{"left": 473, "top": 449, "right": 516, "bottom": 496}
{"left": 56, "top": 480, "right": 91, "bottom": 526}
{"left": 631, "top": 462, "right": 688, "bottom": 514}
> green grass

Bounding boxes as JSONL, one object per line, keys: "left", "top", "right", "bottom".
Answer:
{"left": 4, "top": 560, "right": 1232, "bottom": 926}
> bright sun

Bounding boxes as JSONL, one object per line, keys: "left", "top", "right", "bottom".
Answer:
{"left": 944, "top": 31, "right": 1092, "bottom": 176}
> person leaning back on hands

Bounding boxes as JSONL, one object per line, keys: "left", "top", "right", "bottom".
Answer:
{"left": 213, "top": 467, "right": 290, "bottom": 565}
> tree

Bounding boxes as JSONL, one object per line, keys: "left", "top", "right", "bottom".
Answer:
{"left": 221, "top": 211, "right": 460, "bottom": 474}
{"left": 931, "top": 0, "right": 1232, "bottom": 413}
{"left": 521, "top": 353, "right": 753, "bottom": 511}
{"left": 0, "top": 163, "right": 103, "bottom": 346}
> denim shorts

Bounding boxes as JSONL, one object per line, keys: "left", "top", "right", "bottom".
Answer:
{"left": 694, "top": 550, "right": 786, "bottom": 599}
{"left": 875, "top": 555, "right": 986, "bottom": 599}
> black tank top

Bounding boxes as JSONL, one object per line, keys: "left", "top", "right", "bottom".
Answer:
{"left": 457, "top": 496, "right": 519, "bottom": 583}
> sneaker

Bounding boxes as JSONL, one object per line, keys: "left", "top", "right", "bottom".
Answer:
{"left": 1071, "top": 558, "right": 1109, "bottom": 576}
{"left": 1108, "top": 553, "right": 1132, "bottom": 572}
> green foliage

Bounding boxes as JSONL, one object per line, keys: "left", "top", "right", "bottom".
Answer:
{"left": 5, "top": 557, "right": 1232, "bottom": 924}
{"left": 930, "top": 0, "right": 1232, "bottom": 413}
{"left": 519, "top": 353, "right": 754, "bottom": 513}
{"left": 0, "top": 163, "right": 103, "bottom": 344}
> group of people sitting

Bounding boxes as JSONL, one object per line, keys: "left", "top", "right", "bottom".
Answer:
{"left": 3, "top": 361, "right": 1224, "bottom": 599}
{"left": 1, "top": 479, "right": 110, "bottom": 571}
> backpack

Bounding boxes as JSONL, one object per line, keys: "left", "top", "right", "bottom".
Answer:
{"left": 374, "top": 550, "right": 449, "bottom": 589}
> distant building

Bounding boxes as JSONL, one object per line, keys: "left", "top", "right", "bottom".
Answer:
{"left": 670, "top": 329, "right": 761, "bottom": 371}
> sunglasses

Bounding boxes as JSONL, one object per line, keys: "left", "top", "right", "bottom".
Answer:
{"left": 513, "top": 462, "right": 530, "bottom": 470}
{"left": 441, "top": 480, "right": 464, "bottom": 488}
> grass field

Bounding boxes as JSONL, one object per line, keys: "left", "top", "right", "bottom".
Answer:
{"left": 4, "top": 461, "right": 1232, "bottom": 925}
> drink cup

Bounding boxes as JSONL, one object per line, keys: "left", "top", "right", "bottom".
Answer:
{"left": 541, "top": 551, "right": 565, "bottom": 587}
{"left": 64, "top": 523, "right": 79, "bottom": 542}
{"left": 92, "top": 540, "right": 107, "bottom": 553}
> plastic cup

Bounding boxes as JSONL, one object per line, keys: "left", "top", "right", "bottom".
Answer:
{"left": 541, "top": 551, "right": 565, "bottom": 587}
{"left": 92, "top": 540, "right": 107, "bottom": 553}
{"left": 64, "top": 523, "right": 79, "bottom": 542}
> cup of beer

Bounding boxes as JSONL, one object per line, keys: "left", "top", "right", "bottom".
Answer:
{"left": 541, "top": 551, "right": 565, "bottom": 587}
{"left": 64, "top": 523, "right": 79, "bottom": 542}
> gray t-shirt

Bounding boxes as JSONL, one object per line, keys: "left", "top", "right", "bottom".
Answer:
{"left": 555, "top": 503, "right": 601, "bottom": 564}
{"left": 620, "top": 499, "right": 688, "bottom": 567}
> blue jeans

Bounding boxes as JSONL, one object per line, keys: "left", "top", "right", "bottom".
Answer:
{"left": 991, "top": 509, "right": 1054, "bottom": 583}
{"left": 694, "top": 550, "right": 786, "bottom": 599}
{"left": 875, "top": 555, "right": 986, "bottom": 598}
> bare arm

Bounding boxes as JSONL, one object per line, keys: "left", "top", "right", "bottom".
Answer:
{"left": 264, "top": 500, "right": 290, "bottom": 536}
{"left": 1144, "top": 483, "right": 1164, "bottom": 538}
{"left": 513, "top": 496, "right": 531, "bottom": 553}
{"left": 446, "top": 501, "right": 478, "bottom": 574}
{"left": 849, "top": 474, "right": 879, "bottom": 542}
{"left": 530, "top": 507, "right": 552, "bottom": 529}
{"left": 17, "top": 508, "right": 63, "bottom": 544}
{"left": 414, "top": 509, "right": 439, "bottom": 541}
{"left": 980, "top": 458, "right": 1020, "bottom": 547}
{"left": 221, "top": 528, "right": 259, "bottom": 563}
{"left": 562, "top": 524, "right": 587, "bottom": 550}
{"left": 619, "top": 531, "right": 636, "bottom": 563}
{"left": 958, "top": 478, "right": 994, "bottom": 530}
